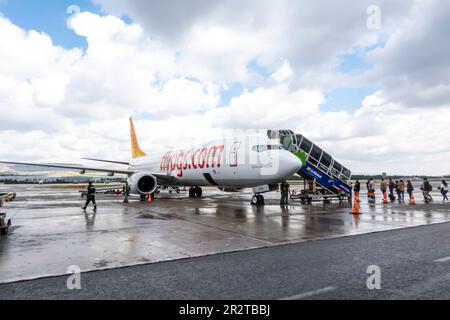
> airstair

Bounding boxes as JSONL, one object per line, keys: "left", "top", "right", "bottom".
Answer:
{"left": 269, "top": 130, "right": 353, "bottom": 198}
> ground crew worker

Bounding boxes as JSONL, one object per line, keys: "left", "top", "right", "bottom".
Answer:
{"left": 280, "top": 181, "right": 290, "bottom": 205}
{"left": 82, "top": 181, "right": 97, "bottom": 211}
{"left": 123, "top": 181, "right": 131, "bottom": 203}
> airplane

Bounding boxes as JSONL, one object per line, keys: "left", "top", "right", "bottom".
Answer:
{"left": 0, "top": 118, "right": 302, "bottom": 206}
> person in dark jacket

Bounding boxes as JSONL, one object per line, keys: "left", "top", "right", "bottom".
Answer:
{"left": 440, "top": 180, "right": 448, "bottom": 202}
{"left": 407, "top": 180, "right": 414, "bottom": 200}
{"left": 82, "top": 181, "right": 97, "bottom": 211}
{"left": 388, "top": 179, "right": 395, "bottom": 199}
{"left": 354, "top": 180, "right": 361, "bottom": 197}
{"left": 421, "top": 178, "right": 433, "bottom": 203}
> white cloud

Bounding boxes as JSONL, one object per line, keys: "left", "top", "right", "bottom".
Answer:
{"left": 271, "top": 61, "right": 293, "bottom": 83}
{"left": 367, "top": 1, "right": 450, "bottom": 108}
{"left": 1, "top": 2, "right": 450, "bottom": 176}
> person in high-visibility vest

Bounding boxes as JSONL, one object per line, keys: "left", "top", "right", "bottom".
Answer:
{"left": 123, "top": 181, "right": 131, "bottom": 203}
{"left": 280, "top": 181, "right": 290, "bottom": 205}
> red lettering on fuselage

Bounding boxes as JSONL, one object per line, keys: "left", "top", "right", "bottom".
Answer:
{"left": 160, "top": 145, "right": 225, "bottom": 177}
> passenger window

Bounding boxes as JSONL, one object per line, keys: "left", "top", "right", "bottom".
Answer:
{"left": 252, "top": 145, "right": 268, "bottom": 152}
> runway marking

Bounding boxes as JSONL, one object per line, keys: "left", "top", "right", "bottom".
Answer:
{"left": 434, "top": 256, "right": 450, "bottom": 263}
{"left": 280, "top": 286, "right": 337, "bottom": 300}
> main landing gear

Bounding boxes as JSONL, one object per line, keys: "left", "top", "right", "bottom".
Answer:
{"left": 251, "top": 194, "right": 265, "bottom": 206}
{"left": 189, "top": 187, "right": 203, "bottom": 198}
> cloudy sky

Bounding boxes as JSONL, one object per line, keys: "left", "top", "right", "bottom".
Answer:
{"left": 0, "top": 0, "right": 449, "bottom": 175}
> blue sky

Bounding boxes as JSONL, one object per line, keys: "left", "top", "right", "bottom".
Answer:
{"left": 0, "top": 0, "right": 101, "bottom": 48}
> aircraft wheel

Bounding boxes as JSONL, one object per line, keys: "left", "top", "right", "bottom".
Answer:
{"left": 258, "top": 195, "right": 265, "bottom": 206}
{"left": 195, "top": 187, "right": 203, "bottom": 198}
{"left": 189, "top": 187, "right": 195, "bottom": 198}
{"left": 251, "top": 195, "right": 265, "bottom": 206}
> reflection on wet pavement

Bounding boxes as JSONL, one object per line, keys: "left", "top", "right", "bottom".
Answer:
{"left": 1, "top": 184, "right": 450, "bottom": 283}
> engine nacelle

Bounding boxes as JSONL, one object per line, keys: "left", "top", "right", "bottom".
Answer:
{"left": 128, "top": 172, "right": 158, "bottom": 195}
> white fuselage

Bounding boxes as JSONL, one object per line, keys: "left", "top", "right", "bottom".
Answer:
{"left": 129, "top": 136, "right": 301, "bottom": 188}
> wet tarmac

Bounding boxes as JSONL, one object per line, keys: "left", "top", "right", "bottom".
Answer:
{"left": 1, "top": 184, "right": 450, "bottom": 284}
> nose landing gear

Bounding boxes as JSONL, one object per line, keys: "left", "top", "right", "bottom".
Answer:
{"left": 251, "top": 194, "right": 265, "bottom": 206}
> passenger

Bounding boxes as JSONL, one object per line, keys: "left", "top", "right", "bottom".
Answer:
{"left": 421, "top": 178, "right": 433, "bottom": 203}
{"left": 280, "top": 181, "right": 290, "bottom": 205}
{"left": 441, "top": 180, "right": 449, "bottom": 202}
{"left": 388, "top": 179, "right": 395, "bottom": 199}
{"left": 380, "top": 179, "right": 388, "bottom": 196}
{"left": 354, "top": 180, "right": 361, "bottom": 198}
{"left": 82, "top": 181, "right": 97, "bottom": 211}
{"left": 398, "top": 180, "right": 405, "bottom": 202}
{"left": 395, "top": 181, "right": 401, "bottom": 200}
{"left": 368, "top": 179, "right": 376, "bottom": 202}
{"left": 407, "top": 180, "right": 414, "bottom": 200}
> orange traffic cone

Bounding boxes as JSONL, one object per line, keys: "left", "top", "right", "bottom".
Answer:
{"left": 148, "top": 194, "right": 153, "bottom": 204}
{"left": 355, "top": 192, "right": 360, "bottom": 203}
{"left": 410, "top": 193, "right": 416, "bottom": 205}
{"left": 350, "top": 200, "right": 362, "bottom": 215}
{"left": 383, "top": 192, "right": 388, "bottom": 204}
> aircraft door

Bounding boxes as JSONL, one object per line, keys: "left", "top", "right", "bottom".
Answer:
{"left": 229, "top": 141, "right": 241, "bottom": 176}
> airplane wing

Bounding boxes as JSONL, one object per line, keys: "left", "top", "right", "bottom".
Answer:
{"left": 82, "top": 158, "right": 130, "bottom": 165}
{"left": 0, "top": 160, "right": 134, "bottom": 175}
{"left": 0, "top": 160, "right": 178, "bottom": 185}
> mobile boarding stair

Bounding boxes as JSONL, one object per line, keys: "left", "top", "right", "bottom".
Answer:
{"left": 269, "top": 130, "right": 353, "bottom": 203}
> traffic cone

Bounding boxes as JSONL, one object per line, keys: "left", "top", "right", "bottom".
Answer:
{"left": 383, "top": 192, "right": 388, "bottom": 204}
{"left": 355, "top": 192, "right": 360, "bottom": 203}
{"left": 410, "top": 193, "right": 416, "bottom": 205}
{"left": 148, "top": 194, "right": 153, "bottom": 204}
{"left": 350, "top": 200, "right": 362, "bottom": 215}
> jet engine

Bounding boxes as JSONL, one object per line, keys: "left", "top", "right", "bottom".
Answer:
{"left": 128, "top": 172, "right": 158, "bottom": 195}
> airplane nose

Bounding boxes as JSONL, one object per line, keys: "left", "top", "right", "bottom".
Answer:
{"left": 280, "top": 151, "right": 303, "bottom": 178}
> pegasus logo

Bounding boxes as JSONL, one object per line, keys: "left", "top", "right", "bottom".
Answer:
{"left": 161, "top": 145, "right": 225, "bottom": 177}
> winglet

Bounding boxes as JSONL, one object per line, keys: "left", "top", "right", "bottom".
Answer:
{"left": 129, "top": 117, "right": 147, "bottom": 159}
